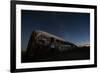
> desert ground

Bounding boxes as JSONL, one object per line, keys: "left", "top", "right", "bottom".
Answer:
{"left": 21, "top": 46, "right": 90, "bottom": 63}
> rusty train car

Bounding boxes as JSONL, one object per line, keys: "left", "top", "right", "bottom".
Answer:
{"left": 26, "top": 30, "right": 77, "bottom": 60}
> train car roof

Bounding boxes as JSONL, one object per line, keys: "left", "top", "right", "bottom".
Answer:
{"left": 33, "top": 30, "right": 65, "bottom": 41}
{"left": 32, "top": 30, "right": 77, "bottom": 47}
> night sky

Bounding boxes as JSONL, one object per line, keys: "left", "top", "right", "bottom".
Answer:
{"left": 21, "top": 10, "right": 90, "bottom": 51}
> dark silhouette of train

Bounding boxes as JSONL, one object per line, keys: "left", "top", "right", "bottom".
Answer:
{"left": 26, "top": 30, "right": 77, "bottom": 60}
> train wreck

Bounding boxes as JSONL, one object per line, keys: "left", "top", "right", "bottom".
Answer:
{"left": 24, "top": 30, "right": 78, "bottom": 61}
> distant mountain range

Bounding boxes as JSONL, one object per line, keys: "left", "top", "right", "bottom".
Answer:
{"left": 78, "top": 44, "right": 90, "bottom": 47}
